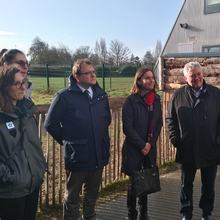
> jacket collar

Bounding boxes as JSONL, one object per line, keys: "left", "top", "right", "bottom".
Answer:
{"left": 186, "top": 80, "right": 208, "bottom": 94}
{"left": 2, "top": 98, "right": 36, "bottom": 119}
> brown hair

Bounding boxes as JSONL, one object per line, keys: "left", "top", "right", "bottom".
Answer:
{"left": 0, "top": 65, "right": 21, "bottom": 113}
{"left": 72, "top": 59, "right": 93, "bottom": 76}
{"left": 0, "top": 49, "right": 25, "bottom": 66}
{"left": 130, "top": 67, "right": 157, "bottom": 94}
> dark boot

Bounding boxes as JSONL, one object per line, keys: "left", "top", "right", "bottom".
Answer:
{"left": 127, "top": 178, "right": 138, "bottom": 220}
{"left": 138, "top": 195, "right": 150, "bottom": 220}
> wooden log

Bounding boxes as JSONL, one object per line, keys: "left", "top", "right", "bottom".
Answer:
{"left": 165, "top": 76, "right": 220, "bottom": 86}
{"left": 165, "top": 83, "right": 186, "bottom": 90}
{"left": 202, "top": 64, "right": 220, "bottom": 77}
{"left": 113, "top": 110, "right": 117, "bottom": 180}
{"left": 164, "top": 58, "right": 206, "bottom": 69}
{"left": 164, "top": 64, "right": 220, "bottom": 77}
{"left": 165, "top": 82, "right": 220, "bottom": 90}
{"left": 164, "top": 76, "right": 186, "bottom": 84}
{"left": 204, "top": 57, "right": 220, "bottom": 65}
{"left": 109, "top": 97, "right": 126, "bottom": 109}
{"left": 204, "top": 77, "right": 220, "bottom": 85}
{"left": 52, "top": 138, "right": 55, "bottom": 205}
{"left": 117, "top": 109, "right": 120, "bottom": 178}
{"left": 59, "top": 144, "right": 62, "bottom": 204}
{"left": 158, "top": 57, "right": 164, "bottom": 90}
{"left": 164, "top": 68, "right": 183, "bottom": 76}
{"left": 165, "top": 57, "right": 220, "bottom": 69}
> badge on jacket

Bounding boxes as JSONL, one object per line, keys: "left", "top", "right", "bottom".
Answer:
{"left": 6, "top": 121, "right": 16, "bottom": 138}
{"left": 5, "top": 121, "right": 15, "bottom": 130}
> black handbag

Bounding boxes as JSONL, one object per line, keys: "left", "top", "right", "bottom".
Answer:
{"left": 132, "top": 155, "right": 161, "bottom": 197}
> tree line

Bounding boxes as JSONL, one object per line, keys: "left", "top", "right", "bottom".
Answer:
{"left": 27, "top": 36, "right": 162, "bottom": 67}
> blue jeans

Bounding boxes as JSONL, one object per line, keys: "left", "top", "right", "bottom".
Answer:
{"left": 180, "top": 164, "right": 217, "bottom": 218}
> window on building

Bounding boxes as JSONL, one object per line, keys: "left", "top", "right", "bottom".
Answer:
{"left": 203, "top": 46, "right": 220, "bottom": 52}
{"left": 204, "top": 0, "right": 220, "bottom": 14}
{"left": 188, "top": 36, "right": 196, "bottom": 42}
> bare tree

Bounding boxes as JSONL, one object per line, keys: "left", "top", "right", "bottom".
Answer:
{"left": 130, "top": 54, "right": 141, "bottom": 65}
{"left": 72, "top": 46, "right": 99, "bottom": 65}
{"left": 57, "top": 43, "right": 72, "bottom": 65}
{"left": 142, "top": 39, "right": 162, "bottom": 66}
{"left": 28, "top": 36, "right": 49, "bottom": 64}
{"left": 95, "top": 38, "right": 108, "bottom": 64}
{"left": 142, "top": 50, "right": 155, "bottom": 66}
{"left": 109, "top": 39, "right": 131, "bottom": 66}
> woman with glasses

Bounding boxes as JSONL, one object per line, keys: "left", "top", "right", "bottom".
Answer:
{"left": 0, "top": 49, "right": 34, "bottom": 100}
{"left": 0, "top": 65, "right": 46, "bottom": 220}
{"left": 121, "top": 67, "right": 163, "bottom": 220}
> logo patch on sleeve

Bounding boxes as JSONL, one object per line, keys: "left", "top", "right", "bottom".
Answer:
{"left": 5, "top": 121, "right": 15, "bottom": 130}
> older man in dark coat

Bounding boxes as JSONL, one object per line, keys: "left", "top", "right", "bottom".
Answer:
{"left": 166, "top": 61, "right": 220, "bottom": 220}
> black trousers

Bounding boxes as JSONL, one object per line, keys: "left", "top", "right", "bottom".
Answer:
{"left": 127, "top": 177, "right": 148, "bottom": 219}
{"left": 0, "top": 187, "right": 39, "bottom": 220}
{"left": 180, "top": 164, "right": 218, "bottom": 218}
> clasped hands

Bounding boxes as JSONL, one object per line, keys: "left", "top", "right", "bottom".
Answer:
{"left": 142, "top": 142, "right": 152, "bottom": 156}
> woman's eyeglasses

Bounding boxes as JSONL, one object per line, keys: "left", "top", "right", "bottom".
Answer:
{"left": 13, "top": 60, "right": 29, "bottom": 67}
{"left": 13, "top": 80, "right": 28, "bottom": 89}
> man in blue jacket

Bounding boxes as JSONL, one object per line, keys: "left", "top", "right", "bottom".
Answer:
{"left": 166, "top": 62, "right": 220, "bottom": 220}
{"left": 44, "top": 59, "right": 111, "bottom": 220}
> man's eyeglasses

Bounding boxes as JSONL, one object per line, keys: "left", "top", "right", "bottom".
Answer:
{"left": 13, "top": 60, "right": 29, "bottom": 67}
{"left": 81, "top": 71, "right": 97, "bottom": 76}
{"left": 13, "top": 80, "right": 28, "bottom": 89}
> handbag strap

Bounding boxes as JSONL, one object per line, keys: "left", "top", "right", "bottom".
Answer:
{"left": 4, "top": 126, "right": 25, "bottom": 166}
{"left": 140, "top": 154, "right": 154, "bottom": 169}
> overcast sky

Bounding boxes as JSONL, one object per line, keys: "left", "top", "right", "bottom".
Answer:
{"left": 0, "top": 0, "right": 184, "bottom": 59}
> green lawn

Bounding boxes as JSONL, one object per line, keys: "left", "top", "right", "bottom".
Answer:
{"left": 30, "top": 77, "right": 134, "bottom": 104}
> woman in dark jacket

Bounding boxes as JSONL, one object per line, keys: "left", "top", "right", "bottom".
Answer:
{"left": 0, "top": 65, "right": 46, "bottom": 220}
{"left": 121, "top": 67, "right": 163, "bottom": 220}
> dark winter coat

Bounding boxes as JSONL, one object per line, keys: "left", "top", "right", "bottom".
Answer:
{"left": 121, "top": 93, "right": 163, "bottom": 176}
{"left": 166, "top": 81, "right": 220, "bottom": 168}
{"left": 44, "top": 75, "right": 111, "bottom": 171}
{"left": 0, "top": 99, "right": 46, "bottom": 199}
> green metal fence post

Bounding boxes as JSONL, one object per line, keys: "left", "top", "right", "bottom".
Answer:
{"left": 110, "top": 64, "right": 112, "bottom": 89}
{"left": 46, "top": 63, "right": 49, "bottom": 89}
{"left": 64, "top": 65, "right": 66, "bottom": 88}
{"left": 102, "top": 64, "right": 105, "bottom": 91}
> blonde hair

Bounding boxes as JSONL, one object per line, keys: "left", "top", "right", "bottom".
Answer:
{"left": 72, "top": 59, "right": 93, "bottom": 76}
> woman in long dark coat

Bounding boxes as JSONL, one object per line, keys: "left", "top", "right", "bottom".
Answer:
{"left": 121, "top": 67, "right": 163, "bottom": 220}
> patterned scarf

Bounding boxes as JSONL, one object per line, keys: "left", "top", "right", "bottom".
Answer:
{"left": 11, "top": 98, "right": 29, "bottom": 118}
{"left": 139, "top": 90, "right": 155, "bottom": 141}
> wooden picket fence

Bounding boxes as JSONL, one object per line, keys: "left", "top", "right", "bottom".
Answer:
{"left": 34, "top": 96, "right": 175, "bottom": 208}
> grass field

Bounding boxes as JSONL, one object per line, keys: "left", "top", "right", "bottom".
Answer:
{"left": 30, "top": 76, "right": 134, "bottom": 104}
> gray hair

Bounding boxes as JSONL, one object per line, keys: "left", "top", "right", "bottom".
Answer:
{"left": 183, "top": 62, "right": 203, "bottom": 77}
